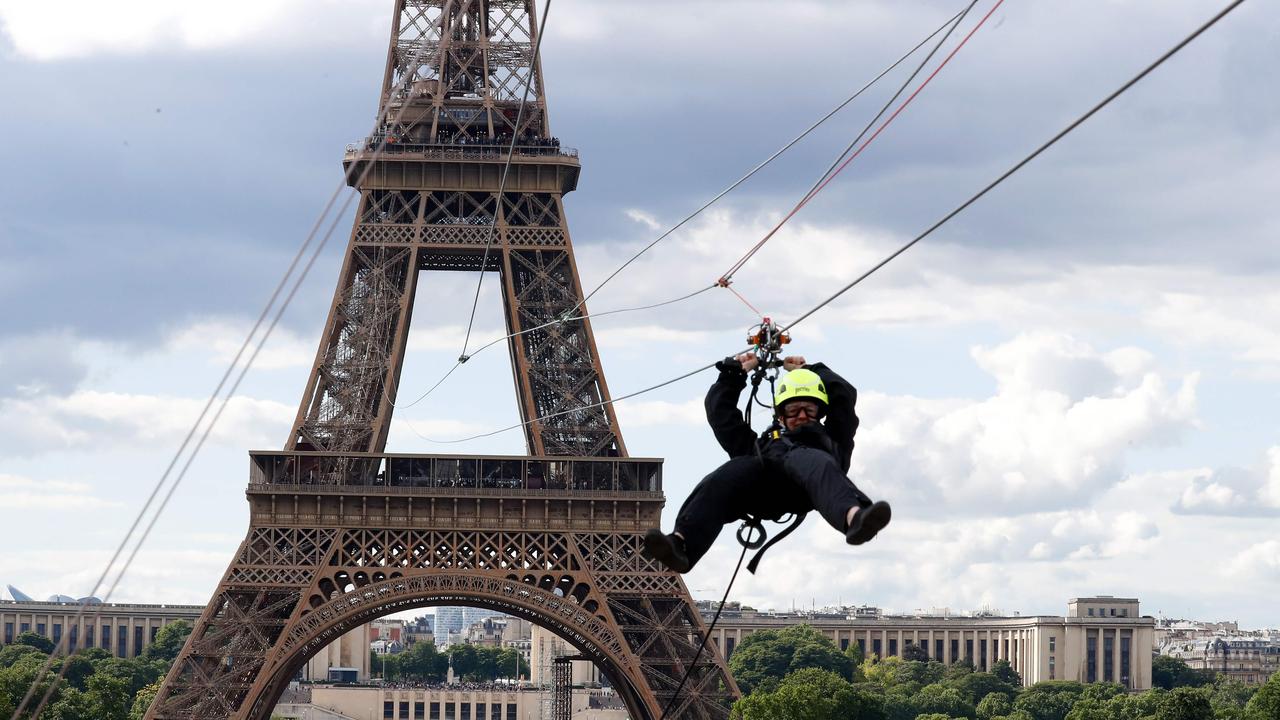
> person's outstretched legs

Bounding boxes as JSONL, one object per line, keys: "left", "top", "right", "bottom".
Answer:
{"left": 779, "top": 446, "right": 890, "bottom": 545}
{"left": 645, "top": 456, "right": 767, "bottom": 572}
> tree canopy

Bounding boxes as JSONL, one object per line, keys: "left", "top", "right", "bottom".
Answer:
{"left": 728, "top": 625, "right": 855, "bottom": 694}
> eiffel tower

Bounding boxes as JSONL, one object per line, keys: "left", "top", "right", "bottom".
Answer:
{"left": 147, "top": 2, "right": 739, "bottom": 718}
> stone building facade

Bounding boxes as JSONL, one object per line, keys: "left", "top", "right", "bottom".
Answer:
{"left": 704, "top": 596, "right": 1157, "bottom": 690}
{"left": 0, "top": 599, "right": 202, "bottom": 659}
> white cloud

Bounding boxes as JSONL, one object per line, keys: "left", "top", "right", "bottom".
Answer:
{"left": 613, "top": 398, "right": 704, "bottom": 428}
{"left": 0, "top": 390, "right": 293, "bottom": 456}
{"left": 852, "top": 333, "right": 1198, "bottom": 515}
{"left": 0, "top": 473, "right": 121, "bottom": 510}
{"left": 168, "top": 319, "right": 316, "bottom": 371}
{"left": 1146, "top": 292, "right": 1280, "bottom": 370}
{"left": 624, "top": 209, "right": 662, "bottom": 231}
{"left": 1224, "top": 540, "right": 1280, "bottom": 581}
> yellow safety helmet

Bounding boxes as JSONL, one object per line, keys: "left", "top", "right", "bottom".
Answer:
{"left": 774, "top": 368, "right": 828, "bottom": 410}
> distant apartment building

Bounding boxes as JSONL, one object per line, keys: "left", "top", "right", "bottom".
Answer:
{"left": 465, "top": 616, "right": 532, "bottom": 648}
{"left": 0, "top": 599, "right": 202, "bottom": 658}
{"left": 404, "top": 614, "right": 435, "bottom": 647}
{"left": 1168, "top": 638, "right": 1280, "bottom": 685}
{"left": 372, "top": 618, "right": 406, "bottom": 644}
{"left": 702, "top": 596, "right": 1157, "bottom": 690}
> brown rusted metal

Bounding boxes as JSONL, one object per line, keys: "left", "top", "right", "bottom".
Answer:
{"left": 148, "top": 3, "right": 737, "bottom": 718}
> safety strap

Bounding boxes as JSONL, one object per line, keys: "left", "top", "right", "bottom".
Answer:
{"left": 737, "top": 512, "right": 806, "bottom": 574}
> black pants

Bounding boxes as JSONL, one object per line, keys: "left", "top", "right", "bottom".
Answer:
{"left": 673, "top": 444, "right": 873, "bottom": 570}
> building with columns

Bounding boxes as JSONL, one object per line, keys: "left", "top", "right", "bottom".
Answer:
{"left": 703, "top": 596, "right": 1156, "bottom": 690}
{"left": 0, "top": 599, "right": 203, "bottom": 658}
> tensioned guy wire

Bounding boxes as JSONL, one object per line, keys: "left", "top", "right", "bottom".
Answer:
{"left": 394, "top": 284, "right": 715, "bottom": 410}
{"left": 457, "top": 0, "right": 554, "bottom": 361}
{"left": 11, "top": 3, "right": 461, "bottom": 716}
{"left": 390, "top": 5, "right": 972, "bottom": 410}
{"left": 407, "top": 0, "right": 1247, "bottom": 449}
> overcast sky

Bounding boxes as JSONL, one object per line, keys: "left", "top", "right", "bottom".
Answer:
{"left": 1, "top": 0, "right": 1278, "bottom": 630}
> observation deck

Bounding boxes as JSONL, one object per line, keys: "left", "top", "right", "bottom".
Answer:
{"left": 245, "top": 452, "right": 665, "bottom": 532}
{"left": 343, "top": 139, "right": 581, "bottom": 193}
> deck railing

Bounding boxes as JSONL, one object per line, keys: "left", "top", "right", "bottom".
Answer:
{"left": 249, "top": 451, "right": 661, "bottom": 494}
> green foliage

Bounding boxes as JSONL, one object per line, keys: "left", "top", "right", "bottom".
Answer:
{"left": 917, "top": 714, "right": 959, "bottom": 720}
{"left": 945, "top": 660, "right": 977, "bottom": 681}
{"left": 728, "top": 625, "right": 854, "bottom": 694}
{"left": 398, "top": 641, "right": 449, "bottom": 682}
{"left": 902, "top": 642, "right": 931, "bottom": 662}
{"left": 1154, "top": 686, "right": 1212, "bottom": 720}
{"left": 129, "top": 681, "right": 161, "bottom": 720}
{"left": 141, "top": 621, "right": 193, "bottom": 662}
{"left": 847, "top": 641, "right": 867, "bottom": 667}
{"left": 1207, "top": 677, "right": 1255, "bottom": 720}
{"left": 1012, "top": 682, "right": 1086, "bottom": 720}
{"left": 1245, "top": 671, "right": 1280, "bottom": 720}
{"left": 978, "top": 692, "right": 1014, "bottom": 720}
{"left": 952, "top": 672, "right": 1020, "bottom": 705}
{"left": 0, "top": 644, "right": 44, "bottom": 667}
{"left": 85, "top": 673, "right": 132, "bottom": 719}
{"left": 1080, "top": 683, "right": 1124, "bottom": 703}
{"left": 731, "top": 668, "right": 885, "bottom": 720}
{"left": 914, "top": 683, "right": 975, "bottom": 719}
{"left": 14, "top": 631, "right": 55, "bottom": 654}
{"left": 991, "top": 660, "right": 1023, "bottom": 687}
{"left": 1152, "top": 656, "right": 1214, "bottom": 691}
{"left": 1062, "top": 698, "right": 1110, "bottom": 720}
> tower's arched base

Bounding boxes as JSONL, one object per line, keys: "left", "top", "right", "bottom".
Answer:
{"left": 147, "top": 468, "right": 739, "bottom": 720}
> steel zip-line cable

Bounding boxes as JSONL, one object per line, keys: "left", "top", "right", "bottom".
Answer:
{"left": 9, "top": 3, "right": 460, "bottom": 712}
{"left": 13, "top": 0, "right": 1247, "bottom": 713}
{"left": 406, "top": 0, "right": 1247, "bottom": 449}
{"left": 389, "top": 6, "right": 968, "bottom": 411}
{"left": 456, "top": 0, "right": 554, "bottom": 362}
{"left": 782, "top": 0, "right": 1249, "bottom": 335}
{"left": 562, "top": 5, "right": 971, "bottom": 321}
{"left": 717, "top": 0, "right": 992, "bottom": 287}
{"left": 394, "top": 284, "right": 716, "bottom": 410}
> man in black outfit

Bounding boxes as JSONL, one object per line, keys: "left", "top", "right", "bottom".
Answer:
{"left": 642, "top": 353, "right": 892, "bottom": 573}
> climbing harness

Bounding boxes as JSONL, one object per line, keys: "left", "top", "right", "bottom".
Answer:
{"left": 733, "top": 319, "right": 809, "bottom": 575}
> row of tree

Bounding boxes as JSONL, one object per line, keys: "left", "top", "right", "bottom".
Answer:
{"left": 726, "top": 625, "right": 1280, "bottom": 720}
{"left": 370, "top": 640, "right": 530, "bottom": 683}
{"left": 0, "top": 622, "right": 192, "bottom": 720}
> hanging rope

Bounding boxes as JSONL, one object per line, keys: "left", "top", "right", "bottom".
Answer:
{"left": 658, "top": 543, "right": 749, "bottom": 720}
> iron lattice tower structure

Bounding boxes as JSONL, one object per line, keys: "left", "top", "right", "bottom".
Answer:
{"left": 147, "top": 2, "right": 739, "bottom": 719}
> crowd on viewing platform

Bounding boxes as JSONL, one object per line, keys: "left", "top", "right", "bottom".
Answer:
{"left": 250, "top": 452, "right": 661, "bottom": 494}
{"left": 349, "top": 131, "right": 573, "bottom": 158}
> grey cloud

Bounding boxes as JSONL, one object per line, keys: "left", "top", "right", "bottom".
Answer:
{"left": 2, "top": 0, "right": 1273, "bottom": 351}
{"left": 0, "top": 331, "right": 88, "bottom": 398}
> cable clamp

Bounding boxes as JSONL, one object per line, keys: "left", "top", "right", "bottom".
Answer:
{"left": 458, "top": 354, "right": 471, "bottom": 364}
{"left": 715, "top": 277, "right": 732, "bottom": 288}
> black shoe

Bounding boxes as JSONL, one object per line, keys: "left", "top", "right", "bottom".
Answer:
{"left": 846, "top": 501, "right": 892, "bottom": 546}
{"left": 642, "top": 528, "right": 691, "bottom": 573}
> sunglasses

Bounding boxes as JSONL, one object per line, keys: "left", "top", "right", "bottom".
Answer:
{"left": 780, "top": 402, "right": 821, "bottom": 419}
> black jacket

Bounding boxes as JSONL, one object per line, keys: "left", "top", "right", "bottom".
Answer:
{"left": 704, "top": 360, "right": 859, "bottom": 472}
